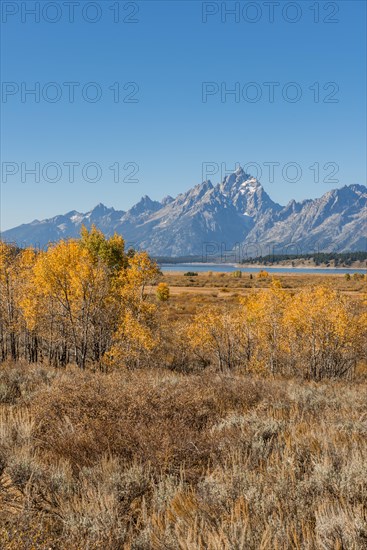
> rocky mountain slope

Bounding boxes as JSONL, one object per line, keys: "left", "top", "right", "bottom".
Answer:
{"left": 2, "top": 168, "right": 366, "bottom": 256}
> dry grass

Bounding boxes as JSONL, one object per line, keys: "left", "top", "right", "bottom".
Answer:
{"left": 0, "top": 363, "right": 366, "bottom": 549}
{"left": 162, "top": 271, "right": 366, "bottom": 293}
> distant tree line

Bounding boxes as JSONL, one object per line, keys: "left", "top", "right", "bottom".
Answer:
{"left": 241, "top": 252, "right": 367, "bottom": 266}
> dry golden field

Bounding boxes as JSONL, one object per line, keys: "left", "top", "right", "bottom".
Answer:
{"left": 162, "top": 270, "right": 366, "bottom": 292}
{"left": 0, "top": 362, "right": 366, "bottom": 549}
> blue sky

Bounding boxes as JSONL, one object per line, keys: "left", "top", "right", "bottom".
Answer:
{"left": 1, "top": 0, "right": 366, "bottom": 230}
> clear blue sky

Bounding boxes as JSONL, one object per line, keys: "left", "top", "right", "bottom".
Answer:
{"left": 1, "top": 0, "right": 366, "bottom": 230}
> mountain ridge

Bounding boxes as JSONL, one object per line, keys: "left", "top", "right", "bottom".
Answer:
{"left": 2, "top": 168, "right": 366, "bottom": 256}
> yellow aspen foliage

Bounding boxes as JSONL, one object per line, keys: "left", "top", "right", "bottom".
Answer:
{"left": 240, "top": 279, "right": 290, "bottom": 374}
{"left": 186, "top": 308, "right": 242, "bottom": 370}
{"left": 156, "top": 282, "right": 170, "bottom": 302}
{"left": 80, "top": 224, "right": 126, "bottom": 272}
{"left": 22, "top": 239, "right": 112, "bottom": 368}
{"left": 107, "top": 307, "right": 158, "bottom": 369}
{"left": 108, "top": 252, "right": 161, "bottom": 368}
{"left": 119, "top": 252, "right": 161, "bottom": 296}
{"left": 0, "top": 231, "right": 164, "bottom": 369}
{"left": 283, "top": 285, "right": 365, "bottom": 379}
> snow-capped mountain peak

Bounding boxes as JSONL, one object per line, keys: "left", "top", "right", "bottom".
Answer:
{"left": 1, "top": 170, "right": 366, "bottom": 256}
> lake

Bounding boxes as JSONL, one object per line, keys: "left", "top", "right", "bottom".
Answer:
{"left": 159, "top": 263, "right": 367, "bottom": 275}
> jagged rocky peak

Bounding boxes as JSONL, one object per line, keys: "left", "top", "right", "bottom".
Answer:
{"left": 65, "top": 209, "right": 80, "bottom": 217}
{"left": 276, "top": 198, "right": 309, "bottom": 222}
{"left": 195, "top": 179, "right": 213, "bottom": 192}
{"left": 217, "top": 167, "right": 279, "bottom": 217}
{"left": 91, "top": 202, "right": 110, "bottom": 215}
{"left": 185, "top": 179, "right": 214, "bottom": 202}
{"left": 87, "top": 203, "right": 115, "bottom": 221}
{"left": 220, "top": 167, "right": 261, "bottom": 195}
{"left": 348, "top": 183, "right": 367, "bottom": 195}
{"left": 129, "top": 195, "right": 161, "bottom": 216}
{"left": 161, "top": 195, "right": 174, "bottom": 206}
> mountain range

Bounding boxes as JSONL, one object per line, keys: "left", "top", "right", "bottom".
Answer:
{"left": 2, "top": 168, "right": 366, "bottom": 257}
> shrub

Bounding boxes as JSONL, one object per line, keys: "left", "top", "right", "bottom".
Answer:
{"left": 156, "top": 282, "right": 170, "bottom": 301}
{"left": 0, "top": 365, "right": 366, "bottom": 549}
{"left": 31, "top": 370, "right": 264, "bottom": 473}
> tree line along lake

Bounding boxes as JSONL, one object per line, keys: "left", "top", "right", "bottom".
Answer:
{"left": 159, "top": 264, "right": 367, "bottom": 275}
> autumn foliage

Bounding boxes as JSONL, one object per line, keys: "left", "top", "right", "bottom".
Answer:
{"left": 1, "top": 231, "right": 366, "bottom": 379}
{"left": 0, "top": 228, "right": 161, "bottom": 369}
{"left": 187, "top": 280, "right": 366, "bottom": 379}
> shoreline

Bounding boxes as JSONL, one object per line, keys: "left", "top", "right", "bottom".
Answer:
{"left": 160, "top": 262, "right": 366, "bottom": 271}
{"left": 238, "top": 263, "right": 366, "bottom": 270}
